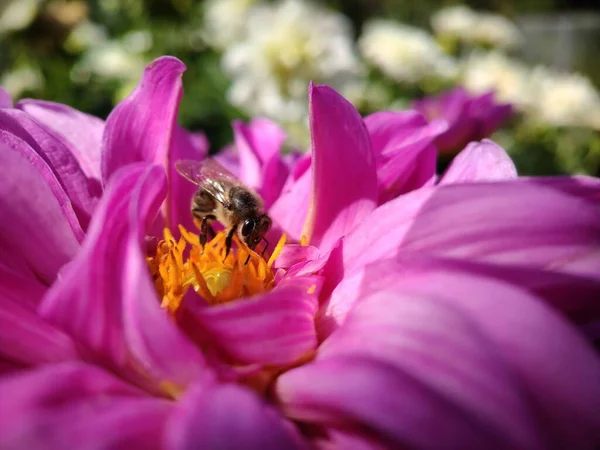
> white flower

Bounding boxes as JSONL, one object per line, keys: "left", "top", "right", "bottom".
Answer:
{"left": 73, "top": 41, "right": 145, "bottom": 81}
{"left": 64, "top": 21, "right": 108, "bottom": 53}
{"left": 0, "top": 0, "right": 40, "bottom": 34}
{"left": 203, "top": 0, "right": 260, "bottom": 50}
{"left": 359, "top": 19, "right": 457, "bottom": 84}
{"left": 432, "top": 6, "right": 522, "bottom": 50}
{"left": 528, "top": 67, "right": 600, "bottom": 129}
{"left": 461, "top": 51, "right": 531, "bottom": 107}
{"left": 0, "top": 66, "right": 43, "bottom": 98}
{"left": 222, "top": 0, "right": 362, "bottom": 123}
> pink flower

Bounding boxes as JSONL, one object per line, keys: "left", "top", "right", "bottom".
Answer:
{"left": 413, "top": 87, "right": 513, "bottom": 154}
{"left": 1, "top": 57, "right": 600, "bottom": 449}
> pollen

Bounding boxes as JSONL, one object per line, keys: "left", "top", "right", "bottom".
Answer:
{"left": 147, "top": 226, "right": 286, "bottom": 314}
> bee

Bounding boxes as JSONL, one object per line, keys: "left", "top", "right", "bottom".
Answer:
{"left": 175, "top": 159, "right": 272, "bottom": 262}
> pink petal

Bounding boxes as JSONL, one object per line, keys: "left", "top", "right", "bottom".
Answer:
{"left": 440, "top": 140, "right": 517, "bottom": 184}
{"left": 185, "top": 277, "right": 319, "bottom": 366}
{"left": 280, "top": 268, "right": 600, "bottom": 448}
{"left": 303, "top": 84, "right": 377, "bottom": 252}
{"left": 0, "top": 87, "right": 12, "bottom": 108}
{"left": 346, "top": 262, "right": 599, "bottom": 447}
{"left": 17, "top": 99, "right": 104, "bottom": 180}
{"left": 0, "top": 261, "right": 46, "bottom": 309}
{"left": 0, "top": 108, "right": 100, "bottom": 228}
{"left": 364, "top": 110, "right": 429, "bottom": 156}
{"left": 0, "top": 297, "right": 80, "bottom": 369}
{"left": 165, "top": 380, "right": 306, "bottom": 450}
{"left": 376, "top": 143, "right": 437, "bottom": 204}
{"left": 233, "top": 119, "right": 289, "bottom": 208}
{"left": 269, "top": 167, "right": 311, "bottom": 241}
{"left": 341, "top": 178, "right": 600, "bottom": 279}
{"left": 0, "top": 362, "right": 172, "bottom": 450}
{"left": 0, "top": 138, "right": 83, "bottom": 285}
{"left": 322, "top": 255, "right": 600, "bottom": 336}
{"left": 39, "top": 164, "right": 205, "bottom": 390}
{"left": 102, "top": 57, "right": 185, "bottom": 181}
{"left": 102, "top": 57, "right": 202, "bottom": 232}
{"left": 169, "top": 126, "right": 208, "bottom": 232}
{"left": 278, "top": 355, "right": 534, "bottom": 449}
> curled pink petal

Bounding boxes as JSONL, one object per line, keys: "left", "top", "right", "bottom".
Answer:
{"left": 165, "top": 380, "right": 306, "bottom": 450}
{"left": 17, "top": 99, "right": 104, "bottom": 180}
{"left": 0, "top": 108, "right": 100, "bottom": 227}
{"left": 40, "top": 164, "right": 206, "bottom": 390}
{"left": 102, "top": 56, "right": 186, "bottom": 181}
{"left": 39, "top": 165, "right": 161, "bottom": 370}
{"left": 102, "top": 57, "right": 201, "bottom": 232}
{"left": 185, "top": 277, "right": 319, "bottom": 366}
{"left": 303, "top": 84, "right": 377, "bottom": 251}
{"left": 0, "top": 362, "right": 172, "bottom": 450}
{"left": 0, "top": 139, "right": 82, "bottom": 284}
{"left": 440, "top": 139, "right": 517, "bottom": 184}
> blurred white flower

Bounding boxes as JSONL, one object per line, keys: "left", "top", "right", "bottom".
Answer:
{"left": 359, "top": 19, "right": 458, "bottom": 84}
{"left": 461, "top": 51, "right": 531, "bottom": 107}
{"left": 222, "top": 0, "right": 362, "bottom": 123}
{"left": 64, "top": 21, "right": 108, "bottom": 53}
{"left": 0, "top": 66, "right": 43, "bottom": 98}
{"left": 528, "top": 67, "right": 600, "bottom": 129}
{"left": 432, "top": 6, "right": 522, "bottom": 50}
{"left": 0, "top": 0, "right": 40, "bottom": 34}
{"left": 203, "top": 0, "right": 260, "bottom": 50}
{"left": 72, "top": 41, "right": 145, "bottom": 81}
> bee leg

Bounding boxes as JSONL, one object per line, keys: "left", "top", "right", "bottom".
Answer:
{"left": 199, "top": 217, "right": 209, "bottom": 251}
{"left": 260, "top": 237, "right": 270, "bottom": 256}
{"left": 224, "top": 225, "right": 237, "bottom": 262}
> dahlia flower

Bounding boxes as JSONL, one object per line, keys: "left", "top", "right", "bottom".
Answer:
{"left": 412, "top": 87, "right": 513, "bottom": 153}
{"left": 1, "top": 57, "right": 600, "bottom": 449}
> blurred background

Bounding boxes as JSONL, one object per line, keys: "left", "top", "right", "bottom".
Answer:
{"left": 1, "top": 0, "right": 599, "bottom": 175}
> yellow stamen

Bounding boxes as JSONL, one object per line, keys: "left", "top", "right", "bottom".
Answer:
{"left": 147, "top": 225, "right": 287, "bottom": 314}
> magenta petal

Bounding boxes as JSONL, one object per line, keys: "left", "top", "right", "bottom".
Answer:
{"left": 440, "top": 140, "right": 517, "bottom": 184}
{"left": 342, "top": 178, "right": 600, "bottom": 279}
{"left": 102, "top": 57, "right": 185, "bottom": 181}
{"left": 365, "top": 110, "right": 429, "bottom": 156}
{"left": 0, "top": 139, "right": 82, "bottom": 284}
{"left": 322, "top": 255, "right": 600, "bottom": 337}
{"left": 40, "top": 164, "right": 205, "bottom": 389}
{"left": 0, "top": 362, "right": 172, "bottom": 450}
{"left": 339, "top": 263, "right": 599, "bottom": 447}
{"left": 165, "top": 380, "right": 306, "bottom": 450}
{"left": 169, "top": 125, "right": 208, "bottom": 232}
{"left": 376, "top": 143, "right": 436, "bottom": 204}
{"left": 304, "top": 84, "right": 377, "bottom": 251}
{"left": 0, "top": 108, "right": 100, "bottom": 227}
{"left": 281, "top": 270, "right": 600, "bottom": 448}
{"left": 0, "top": 297, "right": 79, "bottom": 368}
{"left": 278, "top": 355, "right": 538, "bottom": 449}
{"left": 17, "top": 99, "right": 104, "bottom": 180}
{"left": 0, "top": 87, "right": 12, "bottom": 108}
{"left": 233, "top": 119, "right": 288, "bottom": 208}
{"left": 269, "top": 167, "right": 311, "bottom": 241}
{"left": 188, "top": 277, "right": 319, "bottom": 366}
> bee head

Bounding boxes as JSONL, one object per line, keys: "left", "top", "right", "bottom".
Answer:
{"left": 241, "top": 214, "right": 272, "bottom": 250}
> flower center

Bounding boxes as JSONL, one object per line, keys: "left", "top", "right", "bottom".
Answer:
{"left": 147, "top": 225, "right": 286, "bottom": 313}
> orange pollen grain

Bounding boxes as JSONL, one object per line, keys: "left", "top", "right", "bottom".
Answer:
{"left": 147, "top": 225, "right": 286, "bottom": 314}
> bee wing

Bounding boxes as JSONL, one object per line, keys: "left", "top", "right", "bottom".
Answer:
{"left": 175, "top": 159, "right": 240, "bottom": 207}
